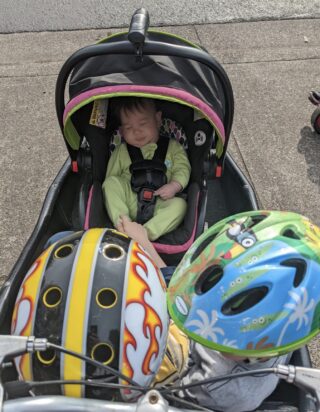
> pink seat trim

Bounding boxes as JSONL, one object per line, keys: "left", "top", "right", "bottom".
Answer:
{"left": 84, "top": 185, "right": 94, "bottom": 230}
{"left": 152, "top": 192, "right": 200, "bottom": 254}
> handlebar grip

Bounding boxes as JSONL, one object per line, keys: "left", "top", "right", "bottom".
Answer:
{"left": 128, "top": 8, "right": 150, "bottom": 44}
{"left": 4, "top": 381, "right": 31, "bottom": 398}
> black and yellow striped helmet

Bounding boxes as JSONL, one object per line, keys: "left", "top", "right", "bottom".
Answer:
{"left": 12, "top": 229, "right": 168, "bottom": 400}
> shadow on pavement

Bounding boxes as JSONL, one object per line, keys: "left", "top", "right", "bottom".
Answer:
{"left": 298, "top": 126, "right": 320, "bottom": 189}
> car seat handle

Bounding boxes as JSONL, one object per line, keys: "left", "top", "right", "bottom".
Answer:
{"left": 128, "top": 8, "right": 150, "bottom": 45}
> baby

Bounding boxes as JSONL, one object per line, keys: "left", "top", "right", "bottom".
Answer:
{"left": 102, "top": 97, "right": 191, "bottom": 241}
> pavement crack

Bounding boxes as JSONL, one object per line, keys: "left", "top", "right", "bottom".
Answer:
{"left": 0, "top": 60, "right": 64, "bottom": 67}
{"left": 193, "top": 25, "right": 203, "bottom": 47}
{"left": 223, "top": 56, "right": 320, "bottom": 66}
{"left": 0, "top": 74, "right": 57, "bottom": 79}
{"left": 192, "top": 15, "right": 320, "bottom": 27}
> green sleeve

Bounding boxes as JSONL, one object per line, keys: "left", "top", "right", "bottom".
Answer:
{"left": 105, "top": 145, "right": 123, "bottom": 178}
{"left": 170, "top": 141, "right": 191, "bottom": 190}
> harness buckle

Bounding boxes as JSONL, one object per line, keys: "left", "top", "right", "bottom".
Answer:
{"left": 136, "top": 188, "right": 157, "bottom": 224}
{"left": 141, "top": 188, "right": 155, "bottom": 202}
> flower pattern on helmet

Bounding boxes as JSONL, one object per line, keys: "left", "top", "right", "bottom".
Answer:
{"left": 186, "top": 309, "right": 224, "bottom": 342}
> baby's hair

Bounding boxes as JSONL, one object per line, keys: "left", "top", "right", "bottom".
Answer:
{"left": 113, "top": 97, "right": 158, "bottom": 122}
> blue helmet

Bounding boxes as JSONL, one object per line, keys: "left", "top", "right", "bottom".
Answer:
{"left": 168, "top": 210, "right": 320, "bottom": 357}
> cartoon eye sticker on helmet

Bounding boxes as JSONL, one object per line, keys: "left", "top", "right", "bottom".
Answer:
{"left": 222, "top": 268, "right": 268, "bottom": 301}
{"left": 226, "top": 222, "right": 257, "bottom": 249}
{"left": 230, "top": 277, "right": 243, "bottom": 288}
{"left": 248, "top": 255, "right": 258, "bottom": 264}
{"left": 240, "top": 234, "right": 256, "bottom": 248}
{"left": 240, "top": 311, "right": 289, "bottom": 332}
{"left": 175, "top": 295, "right": 189, "bottom": 316}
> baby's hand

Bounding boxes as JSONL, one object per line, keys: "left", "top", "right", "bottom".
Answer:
{"left": 154, "top": 181, "right": 182, "bottom": 200}
{"left": 117, "top": 215, "right": 149, "bottom": 245}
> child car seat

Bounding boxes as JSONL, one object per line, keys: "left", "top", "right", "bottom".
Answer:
{"left": 71, "top": 99, "right": 215, "bottom": 265}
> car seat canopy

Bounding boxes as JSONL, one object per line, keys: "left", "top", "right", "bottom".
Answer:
{"left": 63, "top": 31, "right": 229, "bottom": 160}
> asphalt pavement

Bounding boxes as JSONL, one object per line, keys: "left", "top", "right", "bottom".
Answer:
{"left": 1, "top": 19, "right": 320, "bottom": 364}
{"left": 1, "top": 0, "right": 320, "bottom": 32}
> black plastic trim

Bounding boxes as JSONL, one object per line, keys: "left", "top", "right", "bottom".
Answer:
{"left": 225, "top": 152, "right": 259, "bottom": 210}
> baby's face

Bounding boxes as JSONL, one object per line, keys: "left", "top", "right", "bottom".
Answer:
{"left": 120, "top": 105, "right": 162, "bottom": 148}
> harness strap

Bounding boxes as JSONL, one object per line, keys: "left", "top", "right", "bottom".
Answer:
{"left": 127, "top": 136, "right": 170, "bottom": 224}
{"left": 126, "top": 135, "right": 169, "bottom": 163}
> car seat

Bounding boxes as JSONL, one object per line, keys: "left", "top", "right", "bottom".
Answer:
{"left": 70, "top": 99, "right": 215, "bottom": 265}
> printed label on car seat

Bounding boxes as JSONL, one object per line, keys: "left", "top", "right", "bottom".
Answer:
{"left": 89, "top": 99, "right": 108, "bottom": 128}
{"left": 194, "top": 130, "right": 206, "bottom": 146}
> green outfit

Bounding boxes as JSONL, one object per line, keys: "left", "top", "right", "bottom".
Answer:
{"left": 102, "top": 139, "right": 191, "bottom": 240}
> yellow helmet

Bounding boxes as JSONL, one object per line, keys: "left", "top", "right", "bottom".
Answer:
{"left": 11, "top": 229, "right": 168, "bottom": 400}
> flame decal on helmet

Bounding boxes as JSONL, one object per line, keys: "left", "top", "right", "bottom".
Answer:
{"left": 121, "top": 242, "right": 167, "bottom": 398}
{"left": 11, "top": 247, "right": 53, "bottom": 380}
{"left": 11, "top": 260, "right": 39, "bottom": 340}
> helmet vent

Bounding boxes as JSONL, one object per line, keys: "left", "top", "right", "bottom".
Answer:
{"left": 43, "top": 287, "right": 62, "bottom": 308}
{"left": 281, "top": 258, "right": 306, "bottom": 287}
{"left": 54, "top": 244, "right": 74, "bottom": 259}
{"left": 191, "top": 234, "right": 218, "bottom": 263}
{"left": 96, "top": 288, "right": 118, "bottom": 308}
{"left": 195, "top": 266, "right": 223, "bottom": 295}
{"left": 281, "top": 229, "right": 300, "bottom": 240}
{"left": 37, "top": 349, "right": 56, "bottom": 365}
{"left": 247, "top": 214, "right": 267, "bottom": 228}
{"left": 103, "top": 244, "right": 124, "bottom": 260}
{"left": 91, "top": 343, "right": 114, "bottom": 365}
{"left": 222, "top": 287, "right": 269, "bottom": 315}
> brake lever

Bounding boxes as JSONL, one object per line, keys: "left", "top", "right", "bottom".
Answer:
{"left": 0, "top": 336, "right": 47, "bottom": 412}
{"left": 275, "top": 364, "right": 320, "bottom": 411}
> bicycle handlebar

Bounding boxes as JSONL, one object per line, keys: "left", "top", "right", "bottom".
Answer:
{"left": 2, "top": 391, "right": 197, "bottom": 412}
{"left": 0, "top": 335, "right": 319, "bottom": 412}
